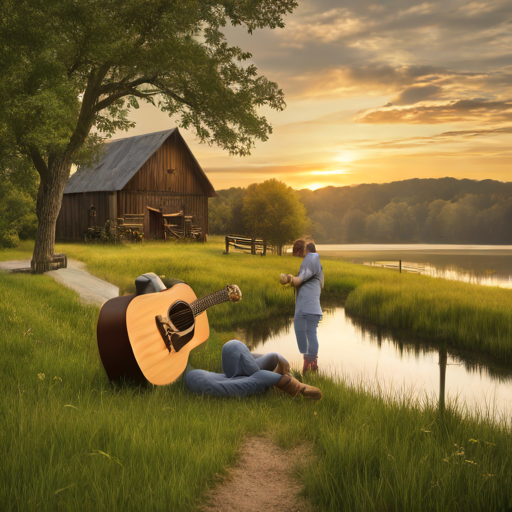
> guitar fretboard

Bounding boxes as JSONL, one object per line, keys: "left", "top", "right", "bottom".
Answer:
{"left": 190, "top": 288, "right": 231, "bottom": 317}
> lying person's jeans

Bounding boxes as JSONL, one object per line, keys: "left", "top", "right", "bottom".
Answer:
{"left": 184, "top": 340, "right": 282, "bottom": 397}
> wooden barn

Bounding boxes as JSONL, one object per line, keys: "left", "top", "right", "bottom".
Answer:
{"left": 56, "top": 129, "right": 216, "bottom": 241}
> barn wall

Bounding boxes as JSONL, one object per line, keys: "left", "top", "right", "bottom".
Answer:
{"left": 120, "top": 130, "right": 210, "bottom": 235}
{"left": 117, "top": 191, "right": 208, "bottom": 236}
{"left": 123, "top": 131, "right": 208, "bottom": 195}
{"left": 56, "top": 192, "right": 113, "bottom": 240}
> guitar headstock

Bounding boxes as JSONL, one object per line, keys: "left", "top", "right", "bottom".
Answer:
{"left": 227, "top": 284, "right": 242, "bottom": 302}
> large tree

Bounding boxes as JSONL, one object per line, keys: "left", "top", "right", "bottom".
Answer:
{"left": 242, "top": 179, "right": 309, "bottom": 253}
{"left": 0, "top": 0, "right": 297, "bottom": 272}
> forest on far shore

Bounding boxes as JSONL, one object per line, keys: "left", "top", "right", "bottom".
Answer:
{"left": 209, "top": 177, "right": 512, "bottom": 244}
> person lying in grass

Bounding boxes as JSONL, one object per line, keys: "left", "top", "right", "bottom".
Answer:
{"left": 184, "top": 339, "right": 322, "bottom": 399}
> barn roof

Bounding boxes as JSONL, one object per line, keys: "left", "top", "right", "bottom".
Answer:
{"left": 64, "top": 128, "right": 216, "bottom": 196}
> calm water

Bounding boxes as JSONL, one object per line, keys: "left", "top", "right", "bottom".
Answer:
{"left": 238, "top": 305, "right": 512, "bottom": 422}
{"left": 311, "top": 244, "right": 512, "bottom": 289}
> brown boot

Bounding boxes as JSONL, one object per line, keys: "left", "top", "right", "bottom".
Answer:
{"left": 273, "top": 354, "right": 291, "bottom": 375}
{"left": 276, "top": 374, "right": 322, "bottom": 400}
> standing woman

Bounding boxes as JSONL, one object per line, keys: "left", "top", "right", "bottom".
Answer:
{"left": 280, "top": 239, "right": 324, "bottom": 373}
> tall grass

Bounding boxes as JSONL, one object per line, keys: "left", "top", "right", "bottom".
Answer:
{"left": 1, "top": 263, "right": 512, "bottom": 511}
{"left": 3, "top": 239, "right": 512, "bottom": 360}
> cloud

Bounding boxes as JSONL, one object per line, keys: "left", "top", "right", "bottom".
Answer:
{"left": 369, "top": 126, "right": 512, "bottom": 149}
{"left": 281, "top": 61, "right": 512, "bottom": 102}
{"left": 356, "top": 99, "right": 512, "bottom": 124}
{"left": 392, "top": 84, "right": 443, "bottom": 105}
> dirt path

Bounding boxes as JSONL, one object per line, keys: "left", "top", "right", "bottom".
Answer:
{"left": 201, "top": 437, "right": 314, "bottom": 512}
{"left": 0, "top": 259, "right": 118, "bottom": 306}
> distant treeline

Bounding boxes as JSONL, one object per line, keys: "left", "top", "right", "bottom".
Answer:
{"left": 209, "top": 178, "right": 512, "bottom": 244}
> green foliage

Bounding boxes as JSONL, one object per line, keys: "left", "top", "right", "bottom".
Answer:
{"left": 242, "top": 179, "right": 309, "bottom": 247}
{"left": 298, "top": 178, "right": 512, "bottom": 243}
{"left": 0, "top": 0, "right": 297, "bottom": 161}
{"left": 0, "top": 159, "right": 38, "bottom": 248}
{"left": 209, "top": 187, "right": 248, "bottom": 235}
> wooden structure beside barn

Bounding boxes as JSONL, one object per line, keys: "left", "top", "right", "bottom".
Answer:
{"left": 56, "top": 128, "right": 216, "bottom": 241}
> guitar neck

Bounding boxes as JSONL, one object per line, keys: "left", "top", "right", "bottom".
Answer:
{"left": 190, "top": 286, "right": 240, "bottom": 316}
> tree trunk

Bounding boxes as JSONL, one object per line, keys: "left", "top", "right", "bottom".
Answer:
{"left": 31, "top": 158, "right": 72, "bottom": 273}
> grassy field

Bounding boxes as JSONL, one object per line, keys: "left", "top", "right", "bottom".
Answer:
{"left": 3, "top": 238, "right": 511, "bottom": 360}
{"left": 1, "top": 240, "right": 512, "bottom": 511}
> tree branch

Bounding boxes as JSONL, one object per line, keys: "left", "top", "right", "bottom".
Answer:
{"left": 29, "top": 147, "right": 49, "bottom": 181}
{"left": 67, "top": 63, "right": 113, "bottom": 154}
{"left": 98, "top": 75, "right": 157, "bottom": 95}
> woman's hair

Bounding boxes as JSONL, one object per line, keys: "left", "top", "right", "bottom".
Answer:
{"left": 292, "top": 239, "right": 306, "bottom": 257}
{"left": 292, "top": 238, "right": 316, "bottom": 256}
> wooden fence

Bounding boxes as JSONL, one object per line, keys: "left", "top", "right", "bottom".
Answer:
{"left": 224, "top": 235, "right": 267, "bottom": 255}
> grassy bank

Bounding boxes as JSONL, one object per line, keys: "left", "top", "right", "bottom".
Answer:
{"left": 1, "top": 271, "right": 512, "bottom": 512}
{"left": 3, "top": 238, "right": 511, "bottom": 361}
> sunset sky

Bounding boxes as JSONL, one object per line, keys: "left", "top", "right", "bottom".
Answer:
{"left": 116, "top": 0, "right": 512, "bottom": 191}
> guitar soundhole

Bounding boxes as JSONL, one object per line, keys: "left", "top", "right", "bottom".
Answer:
{"left": 168, "top": 301, "right": 195, "bottom": 332}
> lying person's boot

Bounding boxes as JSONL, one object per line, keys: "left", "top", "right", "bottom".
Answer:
{"left": 276, "top": 374, "right": 322, "bottom": 400}
{"left": 273, "top": 354, "right": 291, "bottom": 375}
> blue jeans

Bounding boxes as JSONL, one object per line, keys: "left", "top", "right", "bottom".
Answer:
{"left": 294, "top": 312, "right": 321, "bottom": 356}
{"left": 184, "top": 340, "right": 282, "bottom": 397}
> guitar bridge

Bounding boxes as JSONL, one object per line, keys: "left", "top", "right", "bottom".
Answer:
{"left": 155, "top": 315, "right": 193, "bottom": 353}
{"left": 156, "top": 315, "right": 175, "bottom": 352}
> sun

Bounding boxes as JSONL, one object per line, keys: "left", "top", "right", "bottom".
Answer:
{"left": 335, "top": 151, "right": 358, "bottom": 163}
{"left": 306, "top": 182, "right": 327, "bottom": 191}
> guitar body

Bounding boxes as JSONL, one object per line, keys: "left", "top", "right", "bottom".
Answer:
{"left": 97, "top": 283, "right": 209, "bottom": 386}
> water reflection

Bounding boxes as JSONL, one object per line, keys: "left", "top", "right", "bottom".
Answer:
{"left": 236, "top": 305, "right": 512, "bottom": 421}
{"left": 364, "top": 261, "right": 512, "bottom": 289}
{"left": 310, "top": 244, "right": 512, "bottom": 290}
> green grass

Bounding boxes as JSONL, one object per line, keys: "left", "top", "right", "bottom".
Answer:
{"left": 3, "top": 238, "right": 511, "bottom": 361}
{"left": 1, "top": 243, "right": 512, "bottom": 511}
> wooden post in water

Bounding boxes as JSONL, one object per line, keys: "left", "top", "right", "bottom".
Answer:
{"left": 439, "top": 347, "right": 447, "bottom": 415}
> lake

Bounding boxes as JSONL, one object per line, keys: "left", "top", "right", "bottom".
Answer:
{"left": 302, "top": 244, "right": 512, "bottom": 289}
{"left": 238, "top": 304, "right": 512, "bottom": 422}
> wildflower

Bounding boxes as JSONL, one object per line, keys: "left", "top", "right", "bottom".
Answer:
{"left": 469, "top": 439, "right": 479, "bottom": 443}
{"left": 464, "top": 460, "right": 478, "bottom": 465}
{"left": 38, "top": 373, "right": 45, "bottom": 380}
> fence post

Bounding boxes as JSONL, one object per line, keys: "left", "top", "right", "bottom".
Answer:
{"left": 251, "top": 238, "right": 255, "bottom": 255}
{"left": 263, "top": 239, "right": 267, "bottom": 256}
{"left": 225, "top": 236, "right": 229, "bottom": 253}
{"left": 399, "top": 260, "right": 402, "bottom": 273}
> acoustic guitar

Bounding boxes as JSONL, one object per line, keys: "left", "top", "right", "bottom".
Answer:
{"left": 97, "top": 283, "right": 242, "bottom": 385}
